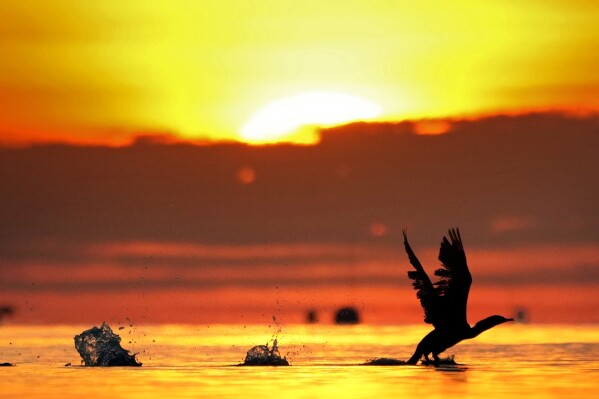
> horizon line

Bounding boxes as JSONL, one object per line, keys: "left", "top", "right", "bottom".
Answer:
{"left": 1, "top": 108, "right": 598, "bottom": 149}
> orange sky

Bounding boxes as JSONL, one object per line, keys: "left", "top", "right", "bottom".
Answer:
{"left": 1, "top": 1, "right": 599, "bottom": 145}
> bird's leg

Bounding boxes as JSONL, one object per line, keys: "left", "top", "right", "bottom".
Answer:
{"left": 423, "top": 354, "right": 431, "bottom": 365}
{"left": 407, "top": 347, "right": 424, "bottom": 365}
{"left": 433, "top": 353, "right": 440, "bottom": 366}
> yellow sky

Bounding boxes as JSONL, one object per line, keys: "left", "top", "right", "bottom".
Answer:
{"left": 1, "top": 0, "right": 599, "bottom": 145}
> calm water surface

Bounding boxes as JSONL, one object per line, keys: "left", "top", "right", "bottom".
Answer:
{"left": 1, "top": 324, "right": 598, "bottom": 398}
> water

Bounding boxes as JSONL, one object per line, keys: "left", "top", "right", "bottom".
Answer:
{"left": 1, "top": 324, "right": 599, "bottom": 398}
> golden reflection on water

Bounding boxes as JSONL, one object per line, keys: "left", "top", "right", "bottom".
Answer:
{"left": 1, "top": 324, "right": 599, "bottom": 399}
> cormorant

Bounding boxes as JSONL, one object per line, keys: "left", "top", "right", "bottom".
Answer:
{"left": 403, "top": 228, "right": 512, "bottom": 365}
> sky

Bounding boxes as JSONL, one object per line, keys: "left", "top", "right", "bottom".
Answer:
{"left": 1, "top": 2, "right": 599, "bottom": 325}
{"left": 1, "top": 1, "right": 599, "bottom": 145}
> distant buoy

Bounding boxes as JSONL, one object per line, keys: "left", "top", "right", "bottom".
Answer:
{"left": 514, "top": 307, "right": 530, "bottom": 323}
{"left": 306, "top": 309, "right": 319, "bottom": 324}
{"left": 334, "top": 307, "right": 360, "bottom": 324}
{"left": 0, "top": 305, "right": 14, "bottom": 323}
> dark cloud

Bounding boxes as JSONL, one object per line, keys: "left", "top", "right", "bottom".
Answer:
{"left": 1, "top": 112, "right": 598, "bottom": 248}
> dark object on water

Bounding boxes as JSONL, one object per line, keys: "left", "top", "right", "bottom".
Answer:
{"left": 334, "top": 307, "right": 360, "bottom": 324}
{"left": 0, "top": 306, "right": 14, "bottom": 315}
{"left": 403, "top": 229, "right": 513, "bottom": 365}
{"left": 514, "top": 307, "right": 530, "bottom": 323}
{"left": 74, "top": 322, "right": 142, "bottom": 367}
{"left": 0, "top": 305, "right": 14, "bottom": 322}
{"left": 306, "top": 309, "right": 319, "bottom": 323}
{"left": 241, "top": 339, "right": 289, "bottom": 366}
{"left": 365, "top": 357, "right": 407, "bottom": 366}
{"left": 0, "top": 362, "right": 14, "bottom": 367}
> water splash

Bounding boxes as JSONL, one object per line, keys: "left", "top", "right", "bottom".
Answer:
{"left": 422, "top": 355, "right": 458, "bottom": 366}
{"left": 74, "top": 322, "right": 142, "bottom": 366}
{"left": 241, "top": 339, "right": 289, "bottom": 366}
{"left": 364, "top": 357, "right": 408, "bottom": 365}
{"left": 269, "top": 315, "right": 283, "bottom": 341}
{"left": 365, "top": 355, "right": 457, "bottom": 366}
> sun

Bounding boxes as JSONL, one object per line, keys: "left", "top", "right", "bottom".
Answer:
{"left": 240, "top": 91, "right": 382, "bottom": 144}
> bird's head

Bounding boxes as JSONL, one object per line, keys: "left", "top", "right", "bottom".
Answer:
{"left": 487, "top": 315, "right": 514, "bottom": 325}
{"left": 471, "top": 315, "right": 514, "bottom": 337}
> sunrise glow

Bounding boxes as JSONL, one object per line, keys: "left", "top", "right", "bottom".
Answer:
{"left": 1, "top": 2, "right": 598, "bottom": 146}
{"left": 240, "top": 92, "right": 382, "bottom": 144}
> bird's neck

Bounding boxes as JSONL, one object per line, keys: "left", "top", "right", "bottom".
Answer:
{"left": 468, "top": 316, "right": 503, "bottom": 339}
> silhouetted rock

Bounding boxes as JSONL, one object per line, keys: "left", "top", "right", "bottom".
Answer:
{"left": 74, "top": 322, "right": 141, "bottom": 366}
{"left": 0, "top": 362, "right": 14, "bottom": 367}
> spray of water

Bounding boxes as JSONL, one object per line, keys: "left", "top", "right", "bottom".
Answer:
{"left": 74, "top": 322, "right": 141, "bottom": 366}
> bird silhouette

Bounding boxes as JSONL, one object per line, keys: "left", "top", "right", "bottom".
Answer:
{"left": 403, "top": 228, "right": 512, "bottom": 365}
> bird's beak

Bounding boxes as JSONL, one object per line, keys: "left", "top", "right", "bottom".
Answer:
{"left": 506, "top": 318, "right": 514, "bottom": 322}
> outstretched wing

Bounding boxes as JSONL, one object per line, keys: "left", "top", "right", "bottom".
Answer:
{"left": 433, "top": 228, "right": 472, "bottom": 326}
{"left": 403, "top": 230, "right": 442, "bottom": 326}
